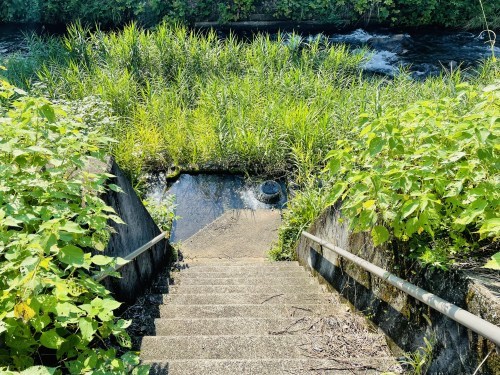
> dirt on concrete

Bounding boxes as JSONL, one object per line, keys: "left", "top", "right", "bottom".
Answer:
{"left": 179, "top": 209, "right": 282, "bottom": 262}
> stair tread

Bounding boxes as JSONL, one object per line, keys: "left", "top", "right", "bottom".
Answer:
{"left": 145, "top": 358, "right": 402, "bottom": 375}
{"left": 168, "top": 284, "right": 323, "bottom": 294}
{"left": 163, "top": 292, "right": 331, "bottom": 305}
{"left": 140, "top": 334, "right": 391, "bottom": 360}
{"left": 154, "top": 316, "right": 372, "bottom": 336}
{"left": 174, "top": 276, "right": 317, "bottom": 286}
{"left": 159, "top": 303, "right": 340, "bottom": 318}
{"left": 177, "top": 270, "right": 307, "bottom": 278}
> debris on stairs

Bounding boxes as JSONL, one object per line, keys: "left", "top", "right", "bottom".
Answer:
{"left": 136, "top": 210, "right": 402, "bottom": 374}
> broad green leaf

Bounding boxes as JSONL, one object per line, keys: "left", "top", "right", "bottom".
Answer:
{"left": 446, "top": 152, "right": 466, "bottom": 163}
{"left": 55, "top": 302, "right": 82, "bottom": 317}
{"left": 59, "top": 245, "right": 85, "bottom": 267}
{"left": 368, "top": 137, "right": 385, "bottom": 156}
{"left": 329, "top": 158, "right": 341, "bottom": 175}
{"left": 400, "top": 200, "right": 419, "bottom": 219}
{"left": 39, "top": 103, "right": 56, "bottom": 123}
{"left": 40, "top": 329, "right": 65, "bottom": 349}
{"left": 92, "top": 255, "right": 113, "bottom": 266}
{"left": 14, "top": 302, "right": 36, "bottom": 322}
{"left": 371, "top": 226, "right": 390, "bottom": 246}
{"left": 21, "top": 366, "right": 57, "bottom": 375}
{"left": 477, "top": 218, "right": 500, "bottom": 238}
{"left": 103, "top": 298, "right": 122, "bottom": 311}
{"left": 2, "top": 216, "right": 22, "bottom": 227}
{"left": 27, "top": 146, "right": 53, "bottom": 155}
{"left": 115, "top": 332, "right": 132, "bottom": 348}
{"left": 132, "top": 365, "right": 151, "bottom": 375}
{"left": 363, "top": 200, "right": 376, "bottom": 210}
{"left": 328, "top": 182, "right": 346, "bottom": 204}
{"left": 79, "top": 317, "right": 97, "bottom": 342}
{"left": 483, "top": 253, "right": 500, "bottom": 270}
{"left": 108, "top": 183, "right": 122, "bottom": 192}
{"left": 454, "top": 200, "right": 488, "bottom": 226}
{"left": 59, "top": 221, "right": 85, "bottom": 234}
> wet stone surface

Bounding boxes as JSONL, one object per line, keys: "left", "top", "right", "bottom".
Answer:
{"left": 146, "top": 174, "right": 287, "bottom": 243}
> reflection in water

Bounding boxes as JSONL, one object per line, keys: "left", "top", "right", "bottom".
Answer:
{"left": 147, "top": 174, "right": 287, "bottom": 243}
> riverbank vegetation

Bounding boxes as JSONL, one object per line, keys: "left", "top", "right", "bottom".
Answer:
{"left": 1, "top": 18, "right": 499, "bottom": 373}
{"left": 0, "top": 79, "right": 149, "bottom": 373}
{"left": 2, "top": 23, "right": 498, "bottom": 268}
{"left": 1, "top": 0, "right": 499, "bottom": 29}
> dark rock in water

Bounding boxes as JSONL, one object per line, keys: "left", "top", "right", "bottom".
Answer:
{"left": 368, "top": 34, "right": 413, "bottom": 54}
{"left": 257, "top": 180, "right": 281, "bottom": 204}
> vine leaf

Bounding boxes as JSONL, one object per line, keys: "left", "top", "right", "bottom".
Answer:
{"left": 483, "top": 252, "right": 500, "bottom": 270}
{"left": 371, "top": 226, "right": 390, "bottom": 246}
{"left": 59, "top": 245, "right": 85, "bottom": 267}
{"left": 40, "top": 329, "right": 65, "bottom": 349}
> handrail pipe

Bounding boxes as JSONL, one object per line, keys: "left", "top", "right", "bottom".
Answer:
{"left": 301, "top": 230, "right": 500, "bottom": 348}
{"left": 94, "top": 231, "right": 167, "bottom": 282}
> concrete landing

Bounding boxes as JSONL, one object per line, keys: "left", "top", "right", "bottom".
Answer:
{"left": 180, "top": 209, "right": 281, "bottom": 262}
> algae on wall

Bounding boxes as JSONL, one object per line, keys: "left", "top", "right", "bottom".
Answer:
{"left": 296, "top": 205, "right": 500, "bottom": 374}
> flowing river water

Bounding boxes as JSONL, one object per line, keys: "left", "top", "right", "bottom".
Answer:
{"left": 0, "top": 25, "right": 498, "bottom": 78}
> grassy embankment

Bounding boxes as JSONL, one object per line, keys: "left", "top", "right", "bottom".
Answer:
{"left": 2, "top": 23, "right": 499, "bottom": 265}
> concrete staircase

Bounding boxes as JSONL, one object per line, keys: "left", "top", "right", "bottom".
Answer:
{"left": 140, "top": 210, "right": 401, "bottom": 374}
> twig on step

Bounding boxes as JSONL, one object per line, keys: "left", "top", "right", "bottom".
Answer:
{"left": 260, "top": 293, "right": 284, "bottom": 304}
{"left": 268, "top": 317, "right": 307, "bottom": 335}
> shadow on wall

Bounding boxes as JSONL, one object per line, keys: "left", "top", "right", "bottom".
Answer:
{"left": 297, "top": 205, "right": 499, "bottom": 374}
{"left": 98, "top": 158, "right": 174, "bottom": 304}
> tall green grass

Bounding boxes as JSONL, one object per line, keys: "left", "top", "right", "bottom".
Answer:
{"left": 5, "top": 23, "right": 497, "bottom": 187}
{"left": 2, "top": 23, "right": 498, "bottom": 258}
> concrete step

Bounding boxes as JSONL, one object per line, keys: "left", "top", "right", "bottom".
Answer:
{"left": 172, "top": 269, "right": 308, "bottom": 279}
{"left": 154, "top": 316, "right": 368, "bottom": 336}
{"left": 140, "top": 334, "right": 389, "bottom": 360}
{"left": 173, "top": 276, "right": 317, "bottom": 286}
{"left": 180, "top": 259, "right": 296, "bottom": 265}
{"left": 168, "top": 284, "right": 323, "bottom": 295}
{"left": 159, "top": 303, "right": 335, "bottom": 319}
{"left": 163, "top": 293, "right": 330, "bottom": 305}
{"left": 179, "top": 263, "right": 301, "bottom": 273}
{"left": 145, "top": 358, "right": 402, "bottom": 375}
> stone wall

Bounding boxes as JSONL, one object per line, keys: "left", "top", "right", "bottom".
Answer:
{"left": 296, "top": 205, "right": 499, "bottom": 374}
{"left": 97, "top": 158, "right": 173, "bottom": 304}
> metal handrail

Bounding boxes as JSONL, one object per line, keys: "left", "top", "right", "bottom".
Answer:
{"left": 94, "top": 231, "right": 167, "bottom": 282}
{"left": 301, "top": 230, "right": 500, "bottom": 347}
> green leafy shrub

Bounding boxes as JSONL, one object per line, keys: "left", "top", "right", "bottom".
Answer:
{"left": 0, "top": 0, "right": 498, "bottom": 28}
{"left": 325, "top": 82, "right": 500, "bottom": 267}
{"left": 270, "top": 186, "right": 333, "bottom": 260}
{"left": 143, "top": 195, "right": 177, "bottom": 233}
{"left": 0, "top": 78, "right": 148, "bottom": 373}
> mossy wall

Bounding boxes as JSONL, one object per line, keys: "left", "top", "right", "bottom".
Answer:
{"left": 296, "top": 205, "right": 500, "bottom": 374}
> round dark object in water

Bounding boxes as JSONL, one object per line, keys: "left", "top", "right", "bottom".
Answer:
{"left": 257, "top": 180, "right": 281, "bottom": 204}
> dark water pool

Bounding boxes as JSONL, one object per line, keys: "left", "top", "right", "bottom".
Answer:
{"left": 146, "top": 174, "right": 287, "bottom": 243}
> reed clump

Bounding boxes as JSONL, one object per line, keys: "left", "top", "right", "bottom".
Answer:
{"left": 6, "top": 23, "right": 497, "bottom": 187}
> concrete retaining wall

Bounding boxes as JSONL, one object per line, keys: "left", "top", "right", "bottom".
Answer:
{"left": 97, "top": 158, "right": 173, "bottom": 304}
{"left": 296, "top": 205, "right": 499, "bottom": 374}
